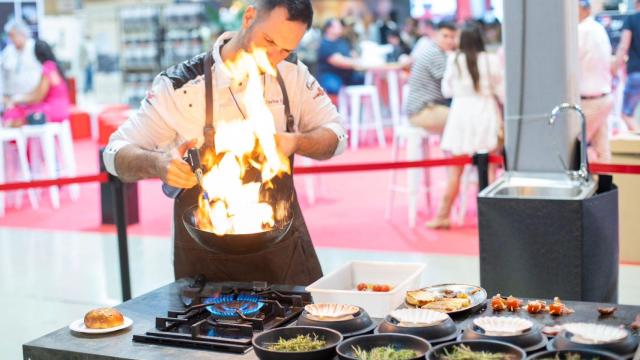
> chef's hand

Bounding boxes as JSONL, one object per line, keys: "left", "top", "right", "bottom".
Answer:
{"left": 275, "top": 133, "right": 299, "bottom": 157}
{"left": 158, "top": 139, "right": 198, "bottom": 189}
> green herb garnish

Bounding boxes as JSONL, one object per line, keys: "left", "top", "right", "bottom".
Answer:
{"left": 266, "top": 333, "right": 326, "bottom": 352}
{"left": 440, "top": 344, "right": 513, "bottom": 360}
{"left": 352, "top": 345, "right": 418, "bottom": 360}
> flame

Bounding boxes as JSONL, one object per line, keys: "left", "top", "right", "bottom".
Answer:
{"left": 195, "top": 48, "right": 291, "bottom": 236}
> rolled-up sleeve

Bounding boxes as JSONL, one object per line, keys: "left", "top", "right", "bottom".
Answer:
{"left": 295, "top": 65, "right": 348, "bottom": 157}
{"left": 103, "top": 75, "right": 179, "bottom": 176}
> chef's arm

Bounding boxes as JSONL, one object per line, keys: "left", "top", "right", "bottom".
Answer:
{"left": 111, "top": 141, "right": 197, "bottom": 188}
{"left": 104, "top": 75, "right": 199, "bottom": 188}
{"left": 296, "top": 127, "right": 339, "bottom": 160}
{"left": 277, "top": 124, "right": 344, "bottom": 160}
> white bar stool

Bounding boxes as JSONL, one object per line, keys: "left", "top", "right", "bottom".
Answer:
{"left": 384, "top": 84, "right": 433, "bottom": 227}
{"left": 22, "top": 120, "right": 79, "bottom": 208}
{"left": 338, "top": 85, "right": 386, "bottom": 150}
{"left": 0, "top": 127, "right": 39, "bottom": 216}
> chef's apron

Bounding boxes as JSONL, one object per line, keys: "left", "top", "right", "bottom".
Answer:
{"left": 172, "top": 52, "right": 323, "bottom": 285}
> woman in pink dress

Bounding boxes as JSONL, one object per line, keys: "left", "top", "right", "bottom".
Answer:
{"left": 3, "top": 40, "right": 70, "bottom": 127}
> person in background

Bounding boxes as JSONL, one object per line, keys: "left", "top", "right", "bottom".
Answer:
{"left": 427, "top": 23, "right": 503, "bottom": 229}
{"left": 613, "top": 0, "right": 640, "bottom": 131}
{"left": 317, "top": 18, "right": 363, "bottom": 95}
{"left": 400, "top": 17, "right": 419, "bottom": 48}
{"left": 79, "top": 34, "right": 97, "bottom": 94}
{"left": 374, "top": 0, "right": 397, "bottom": 44}
{"left": 1, "top": 20, "right": 41, "bottom": 103}
{"left": 578, "top": 0, "right": 613, "bottom": 162}
{"left": 406, "top": 21, "right": 457, "bottom": 135}
{"left": 411, "top": 19, "right": 435, "bottom": 60}
{"left": 3, "top": 40, "right": 70, "bottom": 127}
{"left": 386, "top": 29, "right": 411, "bottom": 62}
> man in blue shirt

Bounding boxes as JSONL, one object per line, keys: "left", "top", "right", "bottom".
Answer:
{"left": 316, "top": 18, "right": 362, "bottom": 94}
{"left": 614, "top": 0, "right": 640, "bottom": 131}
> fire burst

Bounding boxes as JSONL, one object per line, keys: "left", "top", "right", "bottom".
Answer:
{"left": 196, "top": 48, "right": 291, "bottom": 235}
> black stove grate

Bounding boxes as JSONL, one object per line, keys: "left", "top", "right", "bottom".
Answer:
{"left": 132, "top": 281, "right": 310, "bottom": 353}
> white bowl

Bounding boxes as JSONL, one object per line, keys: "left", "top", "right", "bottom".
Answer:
{"left": 473, "top": 316, "right": 533, "bottom": 336}
{"left": 564, "top": 323, "right": 628, "bottom": 344}
{"left": 390, "top": 308, "right": 449, "bottom": 327}
{"left": 305, "top": 261, "right": 426, "bottom": 318}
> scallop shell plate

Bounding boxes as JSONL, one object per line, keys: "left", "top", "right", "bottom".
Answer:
{"left": 563, "top": 323, "right": 629, "bottom": 344}
{"left": 304, "top": 303, "right": 360, "bottom": 321}
{"left": 390, "top": 308, "right": 449, "bottom": 327}
{"left": 473, "top": 316, "right": 533, "bottom": 336}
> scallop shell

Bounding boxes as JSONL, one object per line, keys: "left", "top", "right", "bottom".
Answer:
{"left": 389, "top": 308, "right": 449, "bottom": 327}
{"left": 304, "top": 303, "right": 360, "bottom": 321}
{"left": 473, "top": 316, "right": 533, "bottom": 336}
{"left": 564, "top": 323, "right": 629, "bottom": 344}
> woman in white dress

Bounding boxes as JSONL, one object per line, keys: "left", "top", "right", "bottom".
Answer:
{"left": 427, "top": 24, "right": 504, "bottom": 229}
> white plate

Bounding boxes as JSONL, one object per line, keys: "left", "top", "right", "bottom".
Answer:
{"left": 564, "top": 323, "right": 628, "bottom": 344}
{"left": 69, "top": 316, "right": 133, "bottom": 334}
{"left": 474, "top": 316, "right": 533, "bottom": 336}
{"left": 390, "top": 308, "right": 449, "bottom": 327}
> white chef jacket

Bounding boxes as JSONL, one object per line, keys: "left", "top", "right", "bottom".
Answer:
{"left": 1, "top": 38, "right": 42, "bottom": 97}
{"left": 578, "top": 16, "right": 613, "bottom": 97}
{"left": 104, "top": 32, "right": 347, "bottom": 177}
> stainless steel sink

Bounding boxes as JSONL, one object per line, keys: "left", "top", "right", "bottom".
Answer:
{"left": 480, "top": 172, "right": 597, "bottom": 200}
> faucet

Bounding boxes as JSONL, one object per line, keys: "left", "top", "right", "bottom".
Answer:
{"left": 549, "top": 103, "right": 590, "bottom": 183}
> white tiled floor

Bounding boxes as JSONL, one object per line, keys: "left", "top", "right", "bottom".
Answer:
{"left": 2, "top": 227, "right": 639, "bottom": 359}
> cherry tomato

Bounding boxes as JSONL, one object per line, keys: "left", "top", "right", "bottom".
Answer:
{"left": 356, "top": 283, "right": 368, "bottom": 291}
{"left": 379, "top": 284, "right": 391, "bottom": 292}
{"left": 372, "top": 284, "right": 383, "bottom": 292}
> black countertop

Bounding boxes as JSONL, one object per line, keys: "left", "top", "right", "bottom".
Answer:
{"left": 23, "top": 279, "right": 640, "bottom": 360}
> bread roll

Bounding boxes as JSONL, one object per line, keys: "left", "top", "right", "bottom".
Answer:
{"left": 84, "top": 307, "right": 124, "bottom": 329}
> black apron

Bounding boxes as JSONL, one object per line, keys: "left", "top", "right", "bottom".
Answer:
{"left": 172, "top": 52, "right": 323, "bottom": 285}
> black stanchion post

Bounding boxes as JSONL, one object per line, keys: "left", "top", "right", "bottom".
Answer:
{"left": 473, "top": 152, "right": 490, "bottom": 191}
{"left": 111, "top": 175, "right": 132, "bottom": 301}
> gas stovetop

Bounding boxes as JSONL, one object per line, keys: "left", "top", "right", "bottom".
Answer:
{"left": 132, "top": 280, "right": 312, "bottom": 353}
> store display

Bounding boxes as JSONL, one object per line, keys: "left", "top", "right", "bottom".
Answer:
{"left": 119, "top": 3, "right": 208, "bottom": 106}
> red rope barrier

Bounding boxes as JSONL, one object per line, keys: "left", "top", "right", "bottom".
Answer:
{"left": 589, "top": 163, "right": 640, "bottom": 175}
{"left": 0, "top": 173, "right": 109, "bottom": 191}
{"left": 0, "top": 157, "right": 636, "bottom": 192}
{"left": 294, "top": 156, "right": 474, "bottom": 174}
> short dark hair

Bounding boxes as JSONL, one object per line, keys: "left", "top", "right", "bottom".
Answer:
{"left": 255, "top": 0, "right": 314, "bottom": 29}
{"left": 437, "top": 20, "right": 457, "bottom": 32}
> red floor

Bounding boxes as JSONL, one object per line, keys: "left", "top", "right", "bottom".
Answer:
{"left": 0, "top": 137, "right": 480, "bottom": 256}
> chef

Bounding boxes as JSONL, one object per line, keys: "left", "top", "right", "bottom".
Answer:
{"left": 103, "top": 0, "right": 347, "bottom": 285}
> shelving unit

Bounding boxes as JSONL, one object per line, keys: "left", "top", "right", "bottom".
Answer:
{"left": 161, "top": 3, "right": 206, "bottom": 68}
{"left": 119, "top": 3, "right": 209, "bottom": 107}
{"left": 120, "top": 5, "right": 162, "bottom": 107}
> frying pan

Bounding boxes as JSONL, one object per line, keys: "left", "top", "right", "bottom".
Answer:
{"left": 182, "top": 204, "right": 293, "bottom": 255}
